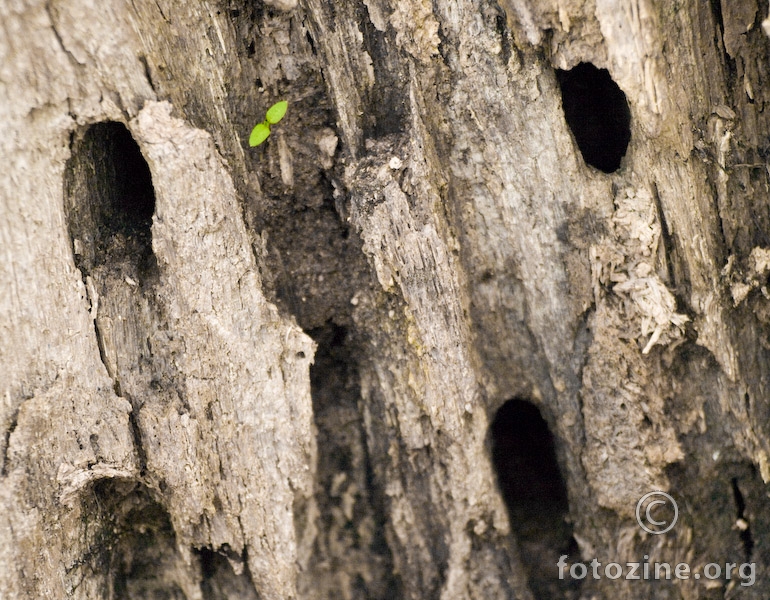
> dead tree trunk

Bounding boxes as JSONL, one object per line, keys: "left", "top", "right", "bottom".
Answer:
{"left": 2, "top": 0, "right": 770, "bottom": 598}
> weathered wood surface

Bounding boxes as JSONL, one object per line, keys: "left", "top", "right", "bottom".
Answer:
{"left": 2, "top": 0, "right": 770, "bottom": 598}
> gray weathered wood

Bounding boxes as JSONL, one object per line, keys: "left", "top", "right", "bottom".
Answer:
{"left": 3, "top": 0, "right": 770, "bottom": 598}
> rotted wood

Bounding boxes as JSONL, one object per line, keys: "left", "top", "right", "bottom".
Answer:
{"left": 2, "top": 1, "right": 770, "bottom": 599}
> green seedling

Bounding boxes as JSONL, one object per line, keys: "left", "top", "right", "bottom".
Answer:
{"left": 249, "top": 100, "right": 288, "bottom": 147}
{"left": 249, "top": 123, "right": 271, "bottom": 147}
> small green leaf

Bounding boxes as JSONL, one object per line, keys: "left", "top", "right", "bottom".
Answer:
{"left": 265, "top": 100, "right": 288, "bottom": 125}
{"left": 249, "top": 122, "right": 271, "bottom": 147}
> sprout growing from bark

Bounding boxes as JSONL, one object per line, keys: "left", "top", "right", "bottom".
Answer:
{"left": 249, "top": 101, "right": 288, "bottom": 147}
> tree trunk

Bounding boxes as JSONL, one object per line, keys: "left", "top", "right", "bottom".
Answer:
{"left": 3, "top": 0, "right": 770, "bottom": 598}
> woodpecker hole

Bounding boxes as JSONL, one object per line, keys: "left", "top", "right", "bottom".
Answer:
{"left": 556, "top": 62, "right": 631, "bottom": 173}
{"left": 64, "top": 121, "right": 156, "bottom": 277}
{"left": 79, "top": 479, "right": 185, "bottom": 599}
{"left": 491, "top": 398, "right": 576, "bottom": 599}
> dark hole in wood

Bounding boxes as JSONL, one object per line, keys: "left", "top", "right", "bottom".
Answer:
{"left": 85, "top": 122, "right": 154, "bottom": 236}
{"left": 64, "top": 121, "right": 156, "bottom": 276}
{"left": 81, "top": 479, "right": 186, "bottom": 599}
{"left": 556, "top": 62, "right": 631, "bottom": 173}
{"left": 491, "top": 399, "right": 568, "bottom": 516}
{"left": 491, "top": 398, "right": 577, "bottom": 599}
{"left": 198, "top": 547, "right": 218, "bottom": 580}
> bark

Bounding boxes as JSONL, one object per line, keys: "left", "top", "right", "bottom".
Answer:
{"left": 2, "top": 0, "right": 770, "bottom": 599}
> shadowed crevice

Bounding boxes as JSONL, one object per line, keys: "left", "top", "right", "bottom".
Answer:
{"left": 307, "top": 322, "right": 400, "bottom": 599}
{"left": 195, "top": 546, "right": 261, "bottom": 600}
